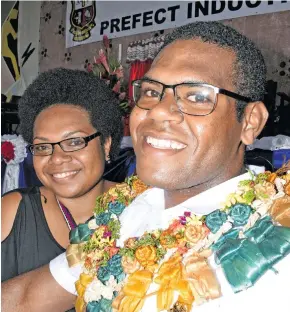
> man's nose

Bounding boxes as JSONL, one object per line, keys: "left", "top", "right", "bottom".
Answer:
{"left": 147, "top": 89, "right": 184, "bottom": 124}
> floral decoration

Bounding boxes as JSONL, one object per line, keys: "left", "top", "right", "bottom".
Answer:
{"left": 68, "top": 163, "right": 290, "bottom": 312}
{"left": 1, "top": 141, "right": 15, "bottom": 162}
{"left": 87, "top": 35, "right": 131, "bottom": 116}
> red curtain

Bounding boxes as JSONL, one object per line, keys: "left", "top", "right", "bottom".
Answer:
{"left": 123, "top": 60, "right": 152, "bottom": 136}
{"left": 128, "top": 60, "right": 152, "bottom": 100}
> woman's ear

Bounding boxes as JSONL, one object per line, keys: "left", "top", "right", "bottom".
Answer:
{"left": 104, "top": 136, "right": 112, "bottom": 161}
{"left": 240, "top": 101, "right": 269, "bottom": 145}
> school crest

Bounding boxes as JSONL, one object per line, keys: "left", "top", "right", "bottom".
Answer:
{"left": 69, "top": 0, "right": 96, "bottom": 42}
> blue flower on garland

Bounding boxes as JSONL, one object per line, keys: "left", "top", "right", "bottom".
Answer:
{"left": 86, "top": 297, "right": 112, "bottom": 312}
{"left": 95, "top": 212, "right": 111, "bottom": 225}
{"left": 97, "top": 265, "right": 111, "bottom": 284}
{"left": 108, "top": 254, "right": 123, "bottom": 279}
{"left": 229, "top": 203, "right": 252, "bottom": 226}
{"left": 205, "top": 210, "right": 228, "bottom": 234}
{"left": 108, "top": 202, "right": 126, "bottom": 216}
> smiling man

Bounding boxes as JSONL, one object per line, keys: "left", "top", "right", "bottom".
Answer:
{"left": 3, "top": 22, "right": 289, "bottom": 312}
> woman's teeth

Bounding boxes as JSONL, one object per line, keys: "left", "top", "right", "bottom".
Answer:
{"left": 146, "top": 136, "right": 187, "bottom": 150}
{"left": 53, "top": 171, "right": 78, "bottom": 179}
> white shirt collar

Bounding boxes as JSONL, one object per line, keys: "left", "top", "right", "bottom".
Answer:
{"left": 119, "top": 172, "right": 252, "bottom": 243}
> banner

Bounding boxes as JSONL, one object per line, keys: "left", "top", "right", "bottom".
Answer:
{"left": 66, "top": 0, "right": 290, "bottom": 48}
{"left": 1, "top": 1, "right": 40, "bottom": 99}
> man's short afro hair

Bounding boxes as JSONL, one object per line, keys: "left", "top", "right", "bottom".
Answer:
{"left": 160, "top": 21, "right": 267, "bottom": 120}
{"left": 18, "top": 68, "right": 123, "bottom": 159}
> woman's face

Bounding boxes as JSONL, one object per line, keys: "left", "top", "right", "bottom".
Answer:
{"left": 33, "top": 104, "right": 111, "bottom": 199}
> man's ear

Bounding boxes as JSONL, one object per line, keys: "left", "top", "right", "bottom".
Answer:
{"left": 240, "top": 101, "right": 269, "bottom": 145}
{"left": 104, "top": 136, "right": 112, "bottom": 161}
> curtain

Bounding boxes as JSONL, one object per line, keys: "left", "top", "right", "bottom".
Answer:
{"left": 126, "top": 35, "right": 164, "bottom": 63}
{"left": 125, "top": 35, "right": 164, "bottom": 136}
{"left": 128, "top": 60, "right": 152, "bottom": 100}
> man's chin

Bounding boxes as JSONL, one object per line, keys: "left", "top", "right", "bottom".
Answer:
{"left": 137, "top": 168, "right": 179, "bottom": 189}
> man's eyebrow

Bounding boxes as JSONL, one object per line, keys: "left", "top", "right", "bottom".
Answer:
{"left": 143, "top": 76, "right": 211, "bottom": 85}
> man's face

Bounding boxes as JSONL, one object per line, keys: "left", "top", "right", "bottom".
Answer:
{"left": 130, "top": 39, "right": 246, "bottom": 191}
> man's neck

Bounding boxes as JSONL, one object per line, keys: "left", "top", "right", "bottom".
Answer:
{"left": 164, "top": 166, "right": 246, "bottom": 209}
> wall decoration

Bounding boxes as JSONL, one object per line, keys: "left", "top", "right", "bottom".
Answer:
{"left": 64, "top": 52, "right": 72, "bottom": 62}
{"left": 41, "top": 48, "right": 48, "bottom": 59}
{"left": 40, "top": 2, "right": 290, "bottom": 97}
{"left": 2, "top": 1, "right": 20, "bottom": 82}
{"left": 2, "top": 1, "right": 40, "bottom": 98}
{"left": 43, "top": 12, "right": 52, "bottom": 23}
{"left": 69, "top": 0, "right": 96, "bottom": 42}
{"left": 65, "top": 1, "right": 290, "bottom": 48}
{"left": 57, "top": 23, "right": 65, "bottom": 36}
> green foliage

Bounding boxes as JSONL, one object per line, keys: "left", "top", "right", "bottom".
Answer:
{"left": 108, "top": 219, "right": 121, "bottom": 240}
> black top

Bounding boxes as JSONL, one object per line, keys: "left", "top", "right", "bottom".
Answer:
{"left": 1, "top": 186, "right": 75, "bottom": 311}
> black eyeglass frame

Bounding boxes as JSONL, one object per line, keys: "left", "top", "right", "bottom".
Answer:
{"left": 132, "top": 78, "right": 252, "bottom": 116}
{"left": 28, "top": 131, "right": 102, "bottom": 156}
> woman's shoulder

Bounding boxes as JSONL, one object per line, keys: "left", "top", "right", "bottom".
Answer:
{"left": 1, "top": 187, "right": 41, "bottom": 241}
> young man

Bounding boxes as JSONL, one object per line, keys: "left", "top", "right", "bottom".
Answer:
{"left": 2, "top": 22, "right": 289, "bottom": 312}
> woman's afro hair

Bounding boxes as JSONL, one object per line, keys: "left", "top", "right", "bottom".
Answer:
{"left": 18, "top": 68, "right": 123, "bottom": 159}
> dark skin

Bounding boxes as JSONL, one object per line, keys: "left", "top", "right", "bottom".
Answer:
{"left": 1, "top": 104, "right": 116, "bottom": 312}
{"left": 1, "top": 40, "right": 268, "bottom": 312}
{"left": 130, "top": 39, "right": 268, "bottom": 208}
{"left": 2, "top": 104, "right": 115, "bottom": 247}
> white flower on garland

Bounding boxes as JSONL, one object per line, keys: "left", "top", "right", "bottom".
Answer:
{"left": 1, "top": 134, "right": 27, "bottom": 194}
{"left": 84, "top": 276, "right": 122, "bottom": 303}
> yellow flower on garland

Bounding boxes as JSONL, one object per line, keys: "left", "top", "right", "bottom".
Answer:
{"left": 132, "top": 178, "right": 149, "bottom": 196}
{"left": 135, "top": 245, "right": 158, "bottom": 267}
{"left": 184, "top": 225, "right": 208, "bottom": 244}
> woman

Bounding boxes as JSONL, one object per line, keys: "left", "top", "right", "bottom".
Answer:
{"left": 1, "top": 68, "right": 123, "bottom": 286}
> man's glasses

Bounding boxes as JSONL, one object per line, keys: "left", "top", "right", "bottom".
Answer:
{"left": 28, "top": 132, "right": 101, "bottom": 156}
{"left": 132, "top": 78, "right": 252, "bottom": 116}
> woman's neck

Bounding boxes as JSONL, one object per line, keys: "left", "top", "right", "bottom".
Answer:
{"left": 56, "top": 179, "right": 116, "bottom": 224}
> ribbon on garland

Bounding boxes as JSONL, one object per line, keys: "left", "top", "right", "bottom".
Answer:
{"left": 75, "top": 273, "right": 94, "bottom": 312}
{"left": 154, "top": 253, "right": 194, "bottom": 311}
{"left": 67, "top": 223, "right": 93, "bottom": 267}
{"left": 113, "top": 270, "right": 153, "bottom": 312}
{"left": 184, "top": 249, "right": 221, "bottom": 305}
{"left": 213, "top": 216, "right": 290, "bottom": 293}
{"left": 270, "top": 196, "right": 290, "bottom": 227}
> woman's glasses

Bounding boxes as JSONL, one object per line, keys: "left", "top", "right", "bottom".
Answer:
{"left": 28, "top": 132, "right": 101, "bottom": 156}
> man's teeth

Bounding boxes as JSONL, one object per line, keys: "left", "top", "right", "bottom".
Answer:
{"left": 53, "top": 171, "right": 78, "bottom": 178}
{"left": 146, "top": 136, "right": 186, "bottom": 150}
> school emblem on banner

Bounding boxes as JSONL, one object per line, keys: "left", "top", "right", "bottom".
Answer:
{"left": 69, "top": 0, "right": 96, "bottom": 42}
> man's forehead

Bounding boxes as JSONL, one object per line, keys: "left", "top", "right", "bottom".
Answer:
{"left": 149, "top": 39, "right": 236, "bottom": 88}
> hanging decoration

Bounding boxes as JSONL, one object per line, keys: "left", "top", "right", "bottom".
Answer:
{"left": 126, "top": 35, "right": 165, "bottom": 63}
{"left": 1, "top": 134, "right": 27, "bottom": 194}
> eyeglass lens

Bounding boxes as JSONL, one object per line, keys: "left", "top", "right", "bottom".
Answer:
{"left": 133, "top": 80, "right": 217, "bottom": 116}
{"left": 31, "top": 137, "right": 86, "bottom": 156}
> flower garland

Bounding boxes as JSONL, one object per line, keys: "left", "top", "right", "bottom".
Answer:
{"left": 67, "top": 166, "right": 290, "bottom": 312}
